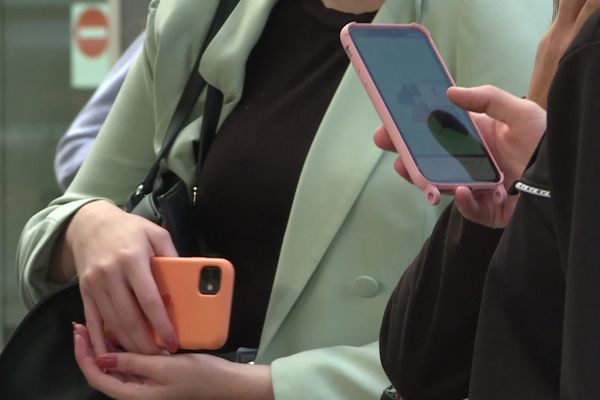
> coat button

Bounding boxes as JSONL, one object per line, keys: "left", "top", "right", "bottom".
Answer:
{"left": 351, "top": 276, "right": 380, "bottom": 297}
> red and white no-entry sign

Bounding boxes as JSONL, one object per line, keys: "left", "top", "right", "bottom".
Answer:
{"left": 75, "top": 7, "right": 109, "bottom": 58}
{"left": 71, "top": 3, "right": 112, "bottom": 89}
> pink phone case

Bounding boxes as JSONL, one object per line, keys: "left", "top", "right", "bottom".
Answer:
{"left": 340, "top": 22, "right": 505, "bottom": 205}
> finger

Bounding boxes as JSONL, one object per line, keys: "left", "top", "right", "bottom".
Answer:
{"left": 126, "top": 261, "right": 178, "bottom": 354}
{"left": 373, "top": 125, "right": 396, "bottom": 152}
{"left": 93, "top": 282, "right": 145, "bottom": 354}
{"left": 573, "top": 0, "right": 600, "bottom": 32}
{"left": 375, "top": 125, "right": 413, "bottom": 183}
{"left": 146, "top": 224, "right": 178, "bottom": 257}
{"left": 143, "top": 227, "right": 180, "bottom": 352}
{"left": 453, "top": 186, "right": 482, "bottom": 222}
{"left": 144, "top": 227, "right": 179, "bottom": 353}
{"left": 556, "top": 0, "right": 587, "bottom": 24}
{"left": 74, "top": 324, "right": 139, "bottom": 400}
{"left": 125, "top": 255, "right": 178, "bottom": 354}
{"left": 73, "top": 322, "right": 89, "bottom": 337}
{"left": 74, "top": 324, "right": 103, "bottom": 371}
{"left": 468, "top": 112, "right": 498, "bottom": 149}
{"left": 106, "top": 273, "right": 162, "bottom": 354}
{"left": 97, "top": 352, "right": 169, "bottom": 384}
{"left": 74, "top": 323, "right": 116, "bottom": 354}
{"left": 393, "top": 157, "right": 413, "bottom": 183}
{"left": 470, "top": 112, "right": 492, "bottom": 133}
{"left": 80, "top": 294, "right": 108, "bottom": 356}
{"left": 78, "top": 324, "right": 148, "bottom": 385}
{"left": 448, "top": 86, "right": 534, "bottom": 128}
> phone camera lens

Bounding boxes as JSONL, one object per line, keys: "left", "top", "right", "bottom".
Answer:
{"left": 199, "top": 266, "right": 222, "bottom": 295}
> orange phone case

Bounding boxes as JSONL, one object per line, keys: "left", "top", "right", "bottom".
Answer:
{"left": 150, "top": 257, "right": 235, "bottom": 350}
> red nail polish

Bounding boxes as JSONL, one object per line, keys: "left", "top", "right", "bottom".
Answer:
{"left": 96, "top": 355, "right": 117, "bottom": 369}
{"left": 165, "top": 336, "right": 178, "bottom": 353}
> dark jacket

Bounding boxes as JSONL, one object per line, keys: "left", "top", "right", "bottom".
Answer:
{"left": 380, "top": 8, "right": 600, "bottom": 399}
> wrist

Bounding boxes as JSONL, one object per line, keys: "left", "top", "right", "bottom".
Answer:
{"left": 65, "top": 199, "right": 117, "bottom": 247}
{"left": 227, "top": 362, "right": 274, "bottom": 400}
{"left": 47, "top": 199, "right": 111, "bottom": 283}
{"left": 47, "top": 227, "right": 75, "bottom": 283}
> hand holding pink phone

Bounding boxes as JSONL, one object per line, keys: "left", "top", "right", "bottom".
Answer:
{"left": 341, "top": 22, "right": 505, "bottom": 205}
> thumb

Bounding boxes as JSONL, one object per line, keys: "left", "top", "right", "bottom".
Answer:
{"left": 448, "top": 85, "right": 528, "bottom": 127}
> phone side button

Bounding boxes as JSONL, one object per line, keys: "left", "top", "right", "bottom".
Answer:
{"left": 351, "top": 276, "right": 380, "bottom": 298}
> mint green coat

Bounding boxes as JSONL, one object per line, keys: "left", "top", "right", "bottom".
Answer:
{"left": 17, "top": 0, "right": 551, "bottom": 398}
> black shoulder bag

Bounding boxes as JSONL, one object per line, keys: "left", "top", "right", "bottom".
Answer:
{"left": 127, "top": 0, "right": 237, "bottom": 257}
{"left": 0, "top": 1, "right": 238, "bottom": 398}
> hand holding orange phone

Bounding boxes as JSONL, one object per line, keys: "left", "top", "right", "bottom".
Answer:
{"left": 150, "top": 257, "right": 235, "bottom": 350}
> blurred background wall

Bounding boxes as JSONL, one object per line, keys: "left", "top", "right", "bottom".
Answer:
{"left": 0, "top": 0, "right": 149, "bottom": 348}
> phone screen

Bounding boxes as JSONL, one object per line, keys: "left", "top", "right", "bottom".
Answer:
{"left": 349, "top": 26, "right": 499, "bottom": 183}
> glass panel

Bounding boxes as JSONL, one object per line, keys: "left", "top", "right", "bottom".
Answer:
{"left": 1, "top": 0, "right": 97, "bottom": 346}
{"left": 0, "top": 0, "right": 148, "bottom": 348}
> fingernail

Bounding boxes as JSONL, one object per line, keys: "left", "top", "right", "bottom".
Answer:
{"left": 72, "top": 322, "right": 84, "bottom": 335}
{"left": 96, "top": 355, "right": 117, "bottom": 369}
{"left": 72, "top": 321, "right": 76, "bottom": 332}
{"left": 165, "top": 335, "right": 178, "bottom": 353}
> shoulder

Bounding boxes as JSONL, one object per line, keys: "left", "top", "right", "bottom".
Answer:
{"left": 142, "top": 0, "right": 222, "bottom": 98}
{"left": 146, "top": 0, "right": 221, "bottom": 57}
{"left": 149, "top": 0, "right": 219, "bottom": 28}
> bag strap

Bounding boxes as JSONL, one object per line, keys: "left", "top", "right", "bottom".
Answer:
{"left": 134, "top": 0, "right": 239, "bottom": 199}
{"left": 191, "top": 85, "right": 224, "bottom": 204}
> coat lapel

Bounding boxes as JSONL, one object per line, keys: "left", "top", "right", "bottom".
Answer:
{"left": 200, "top": 0, "right": 279, "bottom": 119}
{"left": 188, "top": 0, "right": 421, "bottom": 354}
{"left": 258, "top": 0, "right": 420, "bottom": 353}
{"left": 158, "top": 0, "right": 279, "bottom": 184}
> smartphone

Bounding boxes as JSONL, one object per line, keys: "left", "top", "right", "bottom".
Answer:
{"left": 150, "top": 257, "right": 234, "bottom": 350}
{"left": 340, "top": 23, "right": 504, "bottom": 205}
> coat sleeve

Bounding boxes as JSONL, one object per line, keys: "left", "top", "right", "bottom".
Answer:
{"left": 16, "top": 5, "right": 161, "bottom": 307}
{"left": 379, "top": 204, "right": 503, "bottom": 400}
{"left": 545, "top": 16, "right": 600, "bottom": 398}
{"left": 271, "top": 342, "right": 391, "bottom": 399}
